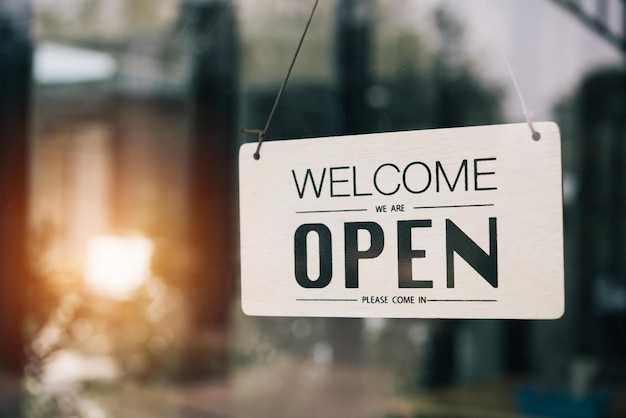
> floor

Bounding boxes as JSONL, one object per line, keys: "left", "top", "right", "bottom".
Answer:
{"left": 1, "top": 359, "right": 625, "bottom": 417}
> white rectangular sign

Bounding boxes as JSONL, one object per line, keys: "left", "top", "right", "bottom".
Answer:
{"left": 239, "top": 122, "right": 564, "bottom": 319}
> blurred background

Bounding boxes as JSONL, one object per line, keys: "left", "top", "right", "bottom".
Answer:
{"left": 0, "top": 0, "right": 625, "bottom": 416}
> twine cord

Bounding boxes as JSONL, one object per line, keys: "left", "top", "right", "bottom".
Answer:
{"left": 240, "top": 0, "right": 320, "bottom": 159}
{"left": 485, "top": 2, "right": 541, "bottom": 140}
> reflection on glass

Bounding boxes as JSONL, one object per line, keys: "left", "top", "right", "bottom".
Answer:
{"left": 0, "top": 0, "right": 622, "bottom": 417}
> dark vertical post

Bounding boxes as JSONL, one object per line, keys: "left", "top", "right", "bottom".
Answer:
{"left": 0, "top": 0, "right": 32, "bottom": 376}
{"left": 336, "top": 0, "right": 373, "bottom": 135}
{"left": 331, "top": 0, "right": 373, "bottom": 365}
{"left": 578, "top": 82, "right": 600, "bottom": 357}
{"left": 183, "top": 0, "right": 238, "bottom": 374}
{"left": 577, "top": 70, "right": 626, "bottom": 356}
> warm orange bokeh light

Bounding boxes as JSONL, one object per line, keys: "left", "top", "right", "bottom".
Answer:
{"left": 84, "top": 235, "right": 154, "bottom": 300}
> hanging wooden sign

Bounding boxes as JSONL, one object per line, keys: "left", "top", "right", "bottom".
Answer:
{"left": 238, "top": 122, "right": 564, "bottom": 319}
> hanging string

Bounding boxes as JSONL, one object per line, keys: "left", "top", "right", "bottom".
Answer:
{"left": 484, "top": 2, "right": 541, "bottom": 141}
{"left": 240, "top": 0, "right": 320, "bottom": 159}
{"left": 498, "top": 41, "right": 541, "bottom": 141}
